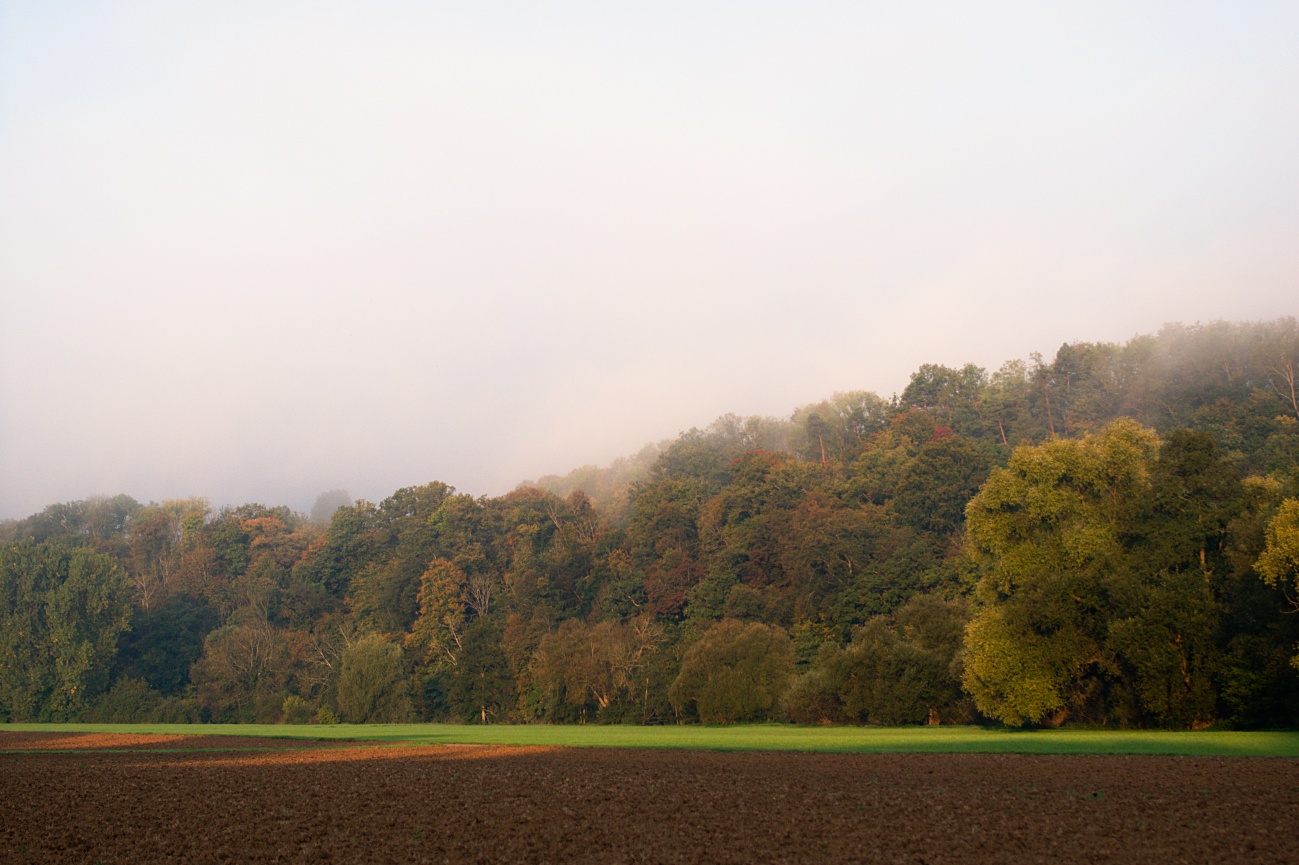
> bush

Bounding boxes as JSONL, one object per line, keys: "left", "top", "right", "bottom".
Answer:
{"left": 86, "top": 678, "right": 163, "bottom": 723}
{"left": 835, "top": 620, "right": 946, "bottom": 724}
{"left": 86, "top": 678, "right": 200, "bottom": 723}
{"left": 281, "top": 695, "right": 313, "bottom": 724}
{"left": 152, "top": 692, "right": 201, "bottom": 723}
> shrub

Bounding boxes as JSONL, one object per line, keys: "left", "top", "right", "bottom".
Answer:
{"left": 86, "top": 678, "right": 163, "bottom": 723}
{"left": 151, "top": 692, "right": 201, "bottom": 723}
{"left": 281, "top": 695, "right": 313, "bottom": 724}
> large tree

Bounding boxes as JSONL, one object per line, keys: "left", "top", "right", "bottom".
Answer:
{"left": 668, "top": 619, "right": 793, "bottom": 723}
{"left": 1257, "top": 498, "right": 1299, "bottom": 667}
{"left": 962, "top": 420, "right": 1230, "bottom": 727}
{"left": 0, "top": 542, "right": 132, "bottom": 721}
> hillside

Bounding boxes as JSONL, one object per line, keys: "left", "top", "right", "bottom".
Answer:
{"left": 2, "top": 318, "right": 1298, "bottom": 728}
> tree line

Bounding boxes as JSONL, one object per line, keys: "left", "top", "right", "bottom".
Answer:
{"left": 2, "top": 319, "right": 1298, "bottom": 728}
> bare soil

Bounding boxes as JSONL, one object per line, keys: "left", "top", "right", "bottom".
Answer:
{"left": 2, "top": 731, "right": 1296, "bottom": 864}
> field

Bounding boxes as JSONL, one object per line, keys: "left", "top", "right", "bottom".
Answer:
{"left": 4, "top": 726, "right": 1299, "bottom": 863}
{"left": 5, "top": 721, "right": 1299, "bottom": 755}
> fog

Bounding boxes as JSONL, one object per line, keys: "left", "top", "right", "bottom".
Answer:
{"left": 2, "top": 2, "right": 1297, "bottom": 518}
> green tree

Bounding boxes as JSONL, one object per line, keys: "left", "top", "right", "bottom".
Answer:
{"left": 1101, "top": 430, "right": 1240, "bottom": 727}
{"left": 336, "top": 634, "right": 412, "bottom": 723}
{"left": 791, "top": 391, "right": 891, "bottom": 465}
{"left": 86, "top": 677, "right": 200, "bottom": 723}
{"left": 2, "top": 494, "right": 141, "bottom": 548}
{"left": 777, "top": 493, "right": 899, "bottom": 623}
{"left": 1257, "top": 498, "right": 1299, "bottom": 596}
{"left": 961, "top": 420, "right": 1156, "bottom": 726}
{"left": 891, "top": 436, "right": 996, "bottom": 535}
{"left": 668, "top": 619, "right": 793, "bottom": 723}
{"left": 446, "top": 617, "right": 516, "bottom": 723}
{"left": 0, "top": 542, "right": 132, "bottom": 721}
{"left": 962, "top": 420, "right": 1233, "bottom": 727}
{"left": 899, "top": 363, "right": 988, "bottom": 438}
{"left": 625, "top": 477, "right": 708, "bottom": 617}
{"left": 785, "top": 595, "right": 969, "bottom": 725}
{"left": 113, "top": 593, "right": 217, "bottom": 694}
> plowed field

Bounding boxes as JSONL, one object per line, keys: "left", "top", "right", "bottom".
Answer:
{"left": 2, "top": 731, "right": 1296, "bottom": 864}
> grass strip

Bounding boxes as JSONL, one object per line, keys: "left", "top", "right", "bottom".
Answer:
{"left": 4, "top": 723, "right": 1299, "bottom": 757}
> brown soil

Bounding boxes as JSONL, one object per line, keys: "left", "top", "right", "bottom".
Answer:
{"left": 2, "top": 733, "right": 1296, "bottom": 864}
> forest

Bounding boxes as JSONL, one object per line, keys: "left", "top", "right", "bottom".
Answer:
{"left": 3, "top": 319, "right": 1299, "bottom": 729}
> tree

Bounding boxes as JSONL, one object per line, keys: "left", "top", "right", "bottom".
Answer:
{"left": 649, "top": 414, "right": 795, "bottom": 494}
{"left": 625, "top": 477, "right": 708, "bottom": 617}
{"left": 899, "top": 363, "right": 988, "bottom": 437}
{"left": 778, "top": 493, "right": 896, "bottom": 623}
{"left": 791, "top": 391, "right": 891, "bottom": 465}
{"left": 785, "top": 595, "right": 969, "bottom": 726}
{"left": 291, "top": 499, "right": 385, "bottom": 598}
{"left": 962, "top": 420, "right": 1229, "bottom": 727}
{"left": 530, "top": 616, "right": 663, "bottom": 720}
{"left": 86, "top": 677, "right": 200, "bottom": 723}
{"left": 446, "top": 617, "right": 516, "bottom": 723}
{"left": 0, "top": 542, "right": 132, "bottom": 721}
{"left": 1257, "top": 498, "right": 1299, "bottom": 666}
{"left": 405, "top": 558, "right": 468, "bottom": 665}
{"left": 347, "top": 483, "right": 463, "bottom": 635}
{"left": 695, "top": 451, "right": 825, "bottom": 600}
{"left": 336, "top": 634, "right": 412, "bottom": 723}
{"left": 123, "top": 499, "right": 211, "bottom": 611}
{"left": 310, "top": 489, "right": 352, "bottom": 525}
{"left": 2, "top": 494, "right": 141, "bottom": 547}
{"left": 668, "top": 619, "right": 793, "bottom": 723}
{"left": 1258, "top": 499, "right": 1299, "bottom": 592}
{"left": 891, "top": 436, "right": 995, "bottom": 535}
{"left": 191, "top": 612, "right": 292, "bottom": 722}
{"left": 113, "top": 593, "right": 217, "bottom": 694}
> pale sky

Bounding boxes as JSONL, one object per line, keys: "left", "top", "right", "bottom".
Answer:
{"left": 2, "top": 1, "right": 1297, "bottom": 519}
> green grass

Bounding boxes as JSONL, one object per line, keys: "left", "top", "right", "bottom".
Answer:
{"left": 5, "top": 722, "right": 1299, "bottom": 756}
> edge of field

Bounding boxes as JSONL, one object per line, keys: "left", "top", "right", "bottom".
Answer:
{"left": 4, "top": 723, "right": 1299, "bottom": 756}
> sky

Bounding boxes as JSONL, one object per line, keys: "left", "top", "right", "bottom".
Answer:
{"left": 2, "top": 1, "right": 1297, "bottom": 519}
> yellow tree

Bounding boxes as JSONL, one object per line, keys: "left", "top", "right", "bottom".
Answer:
{"left": 405, "top": 558, "right": 467, "bottom": 665}
{"left": 962, "top": 419, "right": 1160, "bottom": 726}
{"left": 1257, "top": 498, "right": 1299, "bottom": 666}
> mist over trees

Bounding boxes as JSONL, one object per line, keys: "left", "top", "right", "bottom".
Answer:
{"left": 2, "top": 319, "right": 1298, "bottom": 727}
{"left": 310, "top": 490, "right": 353, "bottom": 527}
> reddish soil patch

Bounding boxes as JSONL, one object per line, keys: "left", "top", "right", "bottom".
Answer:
{"left": 2, "top": 736, "right": 1296, "bottom": 864}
